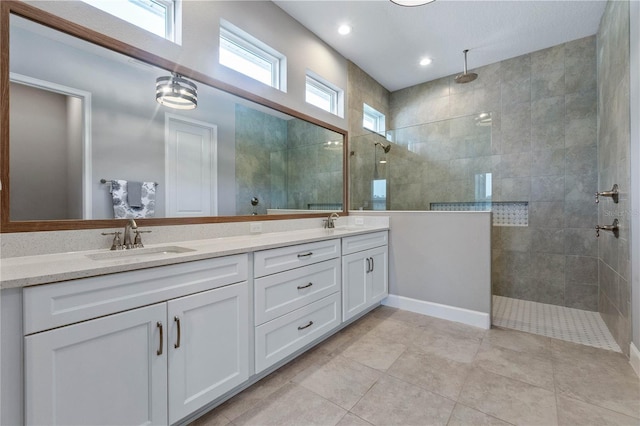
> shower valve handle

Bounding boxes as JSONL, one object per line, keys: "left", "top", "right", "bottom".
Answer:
{"left": 595, "top": 184, "right": 619, "bottom": 204}
{"left": 595, "top": 219, "right": 619, "bottom": 238}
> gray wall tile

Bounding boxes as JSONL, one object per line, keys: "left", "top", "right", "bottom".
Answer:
{"left": 531, "top": 176, "right": 565, "bottom": 202}
{"left": 530, "top": 202, "right": 565, "bottom": 228}
{"left": 565, "top": 283, "right": 598, "bottom": 310}
{"left": 532, "top": 229, "right": 565, "bottom": 254}
{"left": 564, "top": 228, "right": 597, "bottom": 257}
{"left": 531, "top": 149, "right": 565, "bottom": 177}
{"left": 565, "top": 255, "right": 598, "bottom": 285}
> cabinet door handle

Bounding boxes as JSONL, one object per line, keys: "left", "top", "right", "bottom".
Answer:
{"left": 298, "top": 320, "right": 314, "bottom": 330}
{"left": 297, "top": 252, "right": 313, "bottom": 258}
{"left": 366, "top": 257, "right": 371, "bottom": 273}
{"left": 297, "top": 282, "right": 313, "bottom": 290}
{"left": 156, "top": 321, "right": 163, "bottom": 356}
{"left": 174, "top": 316, "right": 181, "bottom": 349}
{"left": 370, "top": 257, "right": 375, "bottom": 272}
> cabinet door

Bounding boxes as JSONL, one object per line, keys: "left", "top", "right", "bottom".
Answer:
{"left": 25, "top": 303, "right": 167, "bottom": 426}
{"left": 342, "top": 251, "right": 368, "bottom": 321}
{"left": 167, "top": 282, "right": 249, "bottom": 424}
{"left": 369, "top": 245, "right": 389, "bottom": 304}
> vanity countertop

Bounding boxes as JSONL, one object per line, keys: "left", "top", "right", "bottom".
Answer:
{"left": 0, "top": 225, "right": 388, "bottom": 289}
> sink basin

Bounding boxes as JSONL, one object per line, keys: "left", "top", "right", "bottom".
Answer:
{"left": 328, "top": 226, "right": 366, "bottom": 232}
{"left": 87, "top": 246, "right": 196, "bottom": 261}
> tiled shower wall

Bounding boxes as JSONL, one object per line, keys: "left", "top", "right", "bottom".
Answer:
{"left": 386, "top": 37, "right": 599, "bottom": 310}
{"left": 235, "top": 104, "right": 288, "bottom": 215}
{"left": 597, "top": 0, "right": 631, "bottom": 355}
{"left": 235, "top": 104, "right": 343, "bottom": 215}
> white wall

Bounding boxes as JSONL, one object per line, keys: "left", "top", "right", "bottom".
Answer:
{"left": 354, "top": 211, "right": 492, "bottom": 326}
{"left": 25, "top": 0, "right": 348, "bottom": 131}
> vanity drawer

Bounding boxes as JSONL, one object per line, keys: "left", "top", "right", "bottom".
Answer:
{"left": 255, "top": 292, "right": 341, "bottom": 373}
{"left": 342, "top": 231, "right": 388, "bottom": 255}
{"left": 24, "top": 254, "right": 248, "bottom": 335}
{"left": 254, "top": 239, "right": 340, "bottom": 277}
{"left": 255, "top": 258, "right": 340, "bottom": 325}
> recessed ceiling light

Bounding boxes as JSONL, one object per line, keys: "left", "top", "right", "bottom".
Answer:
{"left": 338, "top": 24, "right": 352, "bottom": 35}
{"left": 419, "top": 57, "right": 433, "bottom": 66}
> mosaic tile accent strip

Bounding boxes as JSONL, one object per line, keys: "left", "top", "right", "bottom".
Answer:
{"left": 492, "top": 295, "right": 621, "bottom": 352}
{"left": 430, "top": 202, "right": 528, "bottom": 227}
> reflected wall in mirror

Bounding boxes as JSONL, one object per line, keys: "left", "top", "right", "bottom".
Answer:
{"left": 3, "top": 4, "right": 346, "bottom": 231}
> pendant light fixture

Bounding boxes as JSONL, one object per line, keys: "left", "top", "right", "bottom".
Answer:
{"left": 390, "top": 0, "right": 436, "bottom": 6}
{"left": 155, "top": 72, "right": 198, "bottom": 110}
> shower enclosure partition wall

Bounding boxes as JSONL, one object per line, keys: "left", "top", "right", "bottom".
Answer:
{"left": 350, "top": 110, "right": 597, "bottom": 313}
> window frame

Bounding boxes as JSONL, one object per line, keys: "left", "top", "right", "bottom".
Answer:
{"left": 363, "top": 103, "right": 386, "bottom": 135}
{"left": 81, "top": 0, "right": 179, "bottom": 42}
{"left": 305, "top": 72, "right": 344, "bottom": 117}
{"left": 219, "top": 20, "right": 286, "bottom": 91}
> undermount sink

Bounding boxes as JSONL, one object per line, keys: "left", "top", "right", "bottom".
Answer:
{"left": 328, "top": 226, "right": 366, "bottom": 232}
{"left": 87, "top": 246, "right": 196, "bottom": 261}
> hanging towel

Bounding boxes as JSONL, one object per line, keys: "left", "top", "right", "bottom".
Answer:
{"left": 110, "top": 180, "right": 156, "bottom": 219}
{"left": 127, "top": 181, "right": 143, "bottom": 208}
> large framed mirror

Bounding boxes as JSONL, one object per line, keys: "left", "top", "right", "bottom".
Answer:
{"left": 0, "top": 1, "right": 347, "bottom": 232}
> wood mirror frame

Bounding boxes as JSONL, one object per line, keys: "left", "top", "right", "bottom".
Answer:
{"left": 0, "top": 1, "right": 349, "bottom": 233}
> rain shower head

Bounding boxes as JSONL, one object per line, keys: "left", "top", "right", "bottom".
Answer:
{"left": 454, "top": 49, "right": 478, "bottom": 84}
{"left": 375, "top": 142, "right": 391, "bottom": 153}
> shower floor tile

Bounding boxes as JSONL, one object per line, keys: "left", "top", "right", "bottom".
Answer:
{"left": 492, "top": 296, "right": 621, "bottom": 353}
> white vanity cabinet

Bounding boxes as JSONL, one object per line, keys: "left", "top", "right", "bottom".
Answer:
{"left": 25, "top": 302, "right": 169, "bottom": 425}
{"left": 254, "top": 239, "right": 342, "bottom": 373}
{"left": 23, "top": 254, "right": 249, "bottom": 426}
{"left": 167, "top": 283, "right": 248, "bottom": 424}
{"left": 342, "top": 231, "right": 389, "bottom": 321}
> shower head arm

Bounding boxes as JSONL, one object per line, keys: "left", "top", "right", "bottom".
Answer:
{"left": 463, "top": 49, "right": 469, "bottom": 74}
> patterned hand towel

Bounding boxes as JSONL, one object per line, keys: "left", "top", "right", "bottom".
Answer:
{"left": 111, "top": 180, "right": 156, "bottom": 219}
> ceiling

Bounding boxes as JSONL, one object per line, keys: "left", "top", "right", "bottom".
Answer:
{"left": 273, "top": 0, "right": 607, "bottom": 92}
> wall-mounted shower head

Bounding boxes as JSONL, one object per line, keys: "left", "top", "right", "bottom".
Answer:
{"left": 375, "top": 142, "right": 391, "bottom": 153}
{"left": 454, "top": 49, "right": 478, "bottom": 84}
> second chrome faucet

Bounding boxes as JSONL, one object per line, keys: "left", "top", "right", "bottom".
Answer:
{"left": 102, "top": 219, "right": 151, "bottom": 250}
{"left": 324, "top": 212, "right": 340, "bottom": 229}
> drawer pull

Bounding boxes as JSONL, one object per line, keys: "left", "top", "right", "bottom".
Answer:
{"left": 297, "top": 252, "right": 313, "bottom": 258}
{"left": 174, "top": 316, "right": 181, "bottom": 349}
{"left": 157, "top": 321, "right": 163, "bottom": 356}
{"left": 297, "top": 282, "right": 313, "bottom": 290}
{"left": 298, "top": 320, "right": 314, "bottom": 330}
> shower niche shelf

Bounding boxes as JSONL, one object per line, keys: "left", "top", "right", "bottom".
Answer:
{"left": 430, "top": 201, "right": 529, "bottom": 227}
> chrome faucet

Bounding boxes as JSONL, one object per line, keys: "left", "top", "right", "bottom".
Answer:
{"left": 123, "top": 219, "right": 138, "bottom": 249}
{"left": 324, "top": 212, "right": 340, "bottom": 229}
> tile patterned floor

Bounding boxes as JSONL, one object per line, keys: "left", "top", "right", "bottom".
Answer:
{"left": 492, "top": 295, "right": 622, "bottom": 352}
{"left": 190, "top": 306, "right": 640, "bottom": 426}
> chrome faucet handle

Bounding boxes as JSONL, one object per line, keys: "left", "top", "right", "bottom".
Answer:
{"left": 133, "top": 230, "right": 152, "bottom": 248}
{"left": 101, "top": 231, "right": 123, "bottom": 250}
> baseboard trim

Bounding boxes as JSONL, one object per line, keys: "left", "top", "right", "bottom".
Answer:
{"left": 631, "top": 342, "right": 640, "bottom": 379}
{"left": 382, "top": 294, "right": 491, "bottom": 330}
